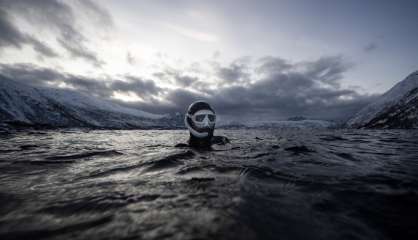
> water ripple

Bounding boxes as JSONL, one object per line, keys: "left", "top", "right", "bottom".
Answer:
{"left": 0, "top": 129, "right": 417, "bottom": 239}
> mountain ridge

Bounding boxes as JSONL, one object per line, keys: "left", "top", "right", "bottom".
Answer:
{"left": 0, "top": 75, "right": 177, "bottom": 130}
{"left": 347, "top": 71, "right": 418, "bottom": 129}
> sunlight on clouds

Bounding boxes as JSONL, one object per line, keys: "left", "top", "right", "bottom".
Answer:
{"left": 45, "top": 81, "right": 76, "bottom": 90}
{"left": 165, "top": 24, "right": 219, "bottom": 43}
{"left": 112, "top": 91, "right": 143, "bottom": 102}
{"left": 338, "top": 95, "right": 354, "bottom": 101}
{"left": 2, "top": 0, "right": 413, "bottom": 99}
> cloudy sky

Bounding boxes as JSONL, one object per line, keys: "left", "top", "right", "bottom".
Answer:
{"left": 1, "top": 0, "right": 417, "bottom": 121}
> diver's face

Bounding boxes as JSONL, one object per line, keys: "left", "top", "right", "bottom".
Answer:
{"left": 191, "top": 110, "right": 216, "bottom": 129}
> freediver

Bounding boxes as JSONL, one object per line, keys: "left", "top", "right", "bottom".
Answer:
{"left": 175, "top": 101, "right": 229, "bottom": 149}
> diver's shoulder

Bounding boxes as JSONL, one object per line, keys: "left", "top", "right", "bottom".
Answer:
{"left": 174, "top": 136, "right": 230, "bottom": 148}
{"left": 211, "top": 135, "right": 230, "bottom": 145}
{"left": 174, "top": 143, "right": 189, "bottom": 148}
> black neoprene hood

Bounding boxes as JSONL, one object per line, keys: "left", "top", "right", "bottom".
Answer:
{"left": 187, "top": 101, "right": 215, "bottom": 115}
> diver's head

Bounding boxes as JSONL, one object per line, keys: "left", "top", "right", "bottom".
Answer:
{"left": 184, "top": 101, "right": 216, "bottom": 140}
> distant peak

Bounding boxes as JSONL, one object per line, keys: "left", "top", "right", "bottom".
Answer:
{"left": 407, "top": 70, "right": 418, "bottom": 78}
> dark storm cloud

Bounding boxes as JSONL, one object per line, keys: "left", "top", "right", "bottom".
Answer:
{"left": 0, "top": 9, "right": 27, "bottom": 49}
{"left": 154, "top": 69, "right": 199, "bottom": 87}
{"left": 202, "top": 56, "right": 373, "bottom": 120}
{"left": 256, "top": 56, "right": 292, "bottom": 75}
{"left": 0, "top": 8, "right": 58, "bottom": 58}
{"left": 215, "top": 57, "right": 251, "bottom": 84}
{"left": 118, "top": 88, "right": 206, "bottom": 114}
{"left": 113, "top": 76, "right": 163, "bottom": 99}
{"left": 0, "top": 63, "right": 163, "bottom": 100}
{"left": 166, "top": 89, "right": 207, "bottom": 110}
{"left": 0, "top": 63, "right": 64, "bottom": 86}
{"left": 58, "top": 34, "right": 104, "bottom": 68}
{"left": 0, "top": 0, "right": 111, "bottom": 66}
{"left": 0, "top": 54, "right": 377, "bottom": 121}
{"left": 364, "top": 42, "right": 378, "bottom": 52}
{"left": 0, "top": 62, "right": 111, "bottom": 97}
{"left": 80, "top": 0, "right": 114, "bottom": 27}
{"left": 64, "top": 75, "right": 163, "bottom": 100}
{"left": 65, "top": 75, "right": 111, "bottom": 98}
{"left": 29, "top": 38, "right": 59, "bottom": 58}
{"left": 174, "top": 75, "right": 198, "bottom": 87}
{"left": 303, "top": 56, "right": 352, "bottom": 88}
{"left": 217, "top": 64, "right": 246, "bottom": 83}
{"left": 130, "top": 56, "right": 376, "bottom": 120}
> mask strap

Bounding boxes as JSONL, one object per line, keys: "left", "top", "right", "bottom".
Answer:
{"left": 184, "top": 115, "right": 209, "bottom": 138}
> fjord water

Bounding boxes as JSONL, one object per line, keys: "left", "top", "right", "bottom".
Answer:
{"left": 0, "top": 129, "right": 417, "bottom": 240}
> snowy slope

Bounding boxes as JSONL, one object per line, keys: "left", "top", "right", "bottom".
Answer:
{"left": 347, "top": 71, "right": 418, "bottom": 128}
{"left": 0, "top": 76, "right": 46, "bottom": 123}
{"left": 43, "top": 88, "right": 162, "bottom": 119}
{"left": 0, "top": 75, "right": 170, "bottom": 129}
{"left": 217, "top": 119, "right": 335, "bottom": 129}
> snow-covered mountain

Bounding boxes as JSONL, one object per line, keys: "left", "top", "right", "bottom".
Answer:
{"left": 0, "top": 75, "right": 177, "bottom": 129}
{"left": 347, "top": 71, "right": 418, "bottom": 129}
{"left": 217, "top": 119, "right": 335, "bottom": 129}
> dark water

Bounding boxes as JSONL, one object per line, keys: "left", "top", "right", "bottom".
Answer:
{"left": 0, "top": 129, "right": 417, "bottom": 240}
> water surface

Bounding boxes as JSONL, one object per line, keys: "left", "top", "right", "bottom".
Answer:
{"left": 0, "top": 129, "right": 417, "bottom": 240}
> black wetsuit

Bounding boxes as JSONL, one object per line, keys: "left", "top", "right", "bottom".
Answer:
{"left": 175, "top": 135, "right": 230, "bottom": 149}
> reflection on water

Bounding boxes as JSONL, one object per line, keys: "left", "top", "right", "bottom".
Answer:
{"left": 0, "top": 129, "right": 417, "bottom": 239}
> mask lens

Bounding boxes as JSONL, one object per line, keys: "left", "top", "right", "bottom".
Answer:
{"left": 195, "top": 114, "right": 205, "bottom": 122}
{"left": 208, "top": 114, "right": 216, "bottom": 122}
